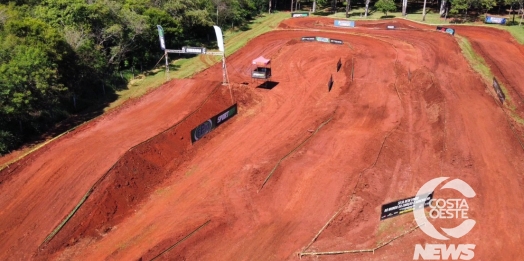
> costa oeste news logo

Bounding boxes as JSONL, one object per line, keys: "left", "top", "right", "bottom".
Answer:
{"left": 413, "top": 177, "right": 476, "bottom": 260}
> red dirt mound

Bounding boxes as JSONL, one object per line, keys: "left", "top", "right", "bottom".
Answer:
{"left": 36, "top": 81, "right": 235, "bottom": 259}
{"left": 0, "top": 79, "right": 234, "bottom": 260}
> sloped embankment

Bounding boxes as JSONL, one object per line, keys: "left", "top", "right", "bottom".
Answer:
{"left": 39, "top": 81, "right": 235, "bottom": 257}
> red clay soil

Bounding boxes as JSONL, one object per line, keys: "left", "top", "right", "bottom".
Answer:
{"left": 457, "top": 25, "right": 524, "bottom": 143}
{"left": 2, "top": 17, "right": 524, "bottom": 261}
{"left": 0, "top": 79, "right": 232, "bottom": 259}
{"left": 457, "top": 25, "right": 524, "bottom": 105}
{"left": 0, "top": 149, "right": 24, "bottom": 169}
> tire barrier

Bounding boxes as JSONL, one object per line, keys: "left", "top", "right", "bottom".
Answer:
{"left": 493, "top": 77, "right": 506, "bottom": 104}
{"left": 191, "top": 103, "right": 238, "bottom": 143}
{"left": 436, "top": 26, "right": 455, "bottom": 36}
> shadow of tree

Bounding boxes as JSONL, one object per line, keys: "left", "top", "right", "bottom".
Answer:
{"left": 313, "top": 11, "right": 333, "bottom": 16}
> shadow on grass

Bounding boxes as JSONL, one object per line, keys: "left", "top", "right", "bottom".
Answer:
{"left": 313, "top": 11, "right": 334, "bottom": 16}
{"left": 144, "top": 69, "right": 163, "bottom": 77}
{"left": 238, "top": 19, "right": 256, "bottom": 31}
{"left": 505, "top": 20, "right": 520, "bottom": 26}
{"left": 380, "top": 15, "right": 396, "bottom": 19}
{"left": 239, "top": 24, "right": 251, "bottom": 31}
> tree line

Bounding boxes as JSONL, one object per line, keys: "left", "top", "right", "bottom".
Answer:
{"left": 0, "top": 0, "right": 267, "bottom": 155}
{"left": 303, "top": 0, "right": 522, "bottom": 21}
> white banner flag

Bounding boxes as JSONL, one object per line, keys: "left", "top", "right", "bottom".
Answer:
{"left": 157, "top": 25, "right": 166, "bottom": 50}
{"left": 213, "top": 25, "right": 225, "bottom": 52}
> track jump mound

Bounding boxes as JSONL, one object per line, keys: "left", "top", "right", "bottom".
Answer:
{"left": 38, "top": 81, "right": 238, "bottom": 258}
{"left": 278, "top": 17, "right": 433, "bottom": 32}
{"left": 0, "top": 78, "right": 243, "bottom": 260}
{"left": 357, "top": 20, "right": 418, "bottom": 30}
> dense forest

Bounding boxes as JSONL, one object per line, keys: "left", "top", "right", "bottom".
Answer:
{"left": 0, "top": 0, "right": 522, "bottom": 155}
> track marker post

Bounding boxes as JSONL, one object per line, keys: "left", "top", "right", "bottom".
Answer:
{"left": 164, "top": 49, "right": 170, "bottom": 80}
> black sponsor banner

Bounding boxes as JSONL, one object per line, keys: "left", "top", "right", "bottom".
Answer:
{"left": 337, "top": 58, "right": 342, "bottom": 72}
{"left": 493, "top": 77, "right": 506, "bottom": 104}
{"left": 191, "top": 104, "right": 238, "bottom": 143}
{"left": 436, "top": 26, "right": 455, "bottom": 36}
{"left": 330, "top": 39, "right": 343, "bottom": 45}
{"left": 215, "top": 103, "right": 238, "bottom": 127}
{"left": 192, "top": 119, "right": 214, "bottom": 143}
{"left": 380, "top": 192, "right": 434, "bottom": 220}
{"left": 301, "top": 36, "right": 316, "bottom": 42}
{"left": 328, "top": 74, "right": 334, "bottom": 92}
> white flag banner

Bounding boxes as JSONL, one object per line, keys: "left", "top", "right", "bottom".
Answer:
{"left": 157, "top": 25, "right": 166, "bottom": 50}
{"left": 213, "top": 25, "right": 225, "bottom": 52}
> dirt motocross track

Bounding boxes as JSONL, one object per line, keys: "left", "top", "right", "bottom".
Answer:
{"left": 1, "top": 17, "right": 523, "bottom": 260}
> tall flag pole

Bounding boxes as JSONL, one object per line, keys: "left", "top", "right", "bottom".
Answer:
{"left": 157, "top": 25, "right": 169, "bottom": 73}
{"left": 213, "top": 25, "right": 228, "bottom": 86}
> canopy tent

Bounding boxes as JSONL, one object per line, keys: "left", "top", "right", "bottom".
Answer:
{"left": 252, "top": 56, "right": 271, "bottom": 66}
{"left": 251, "top": 56, "right": 271, "bottom": 81}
